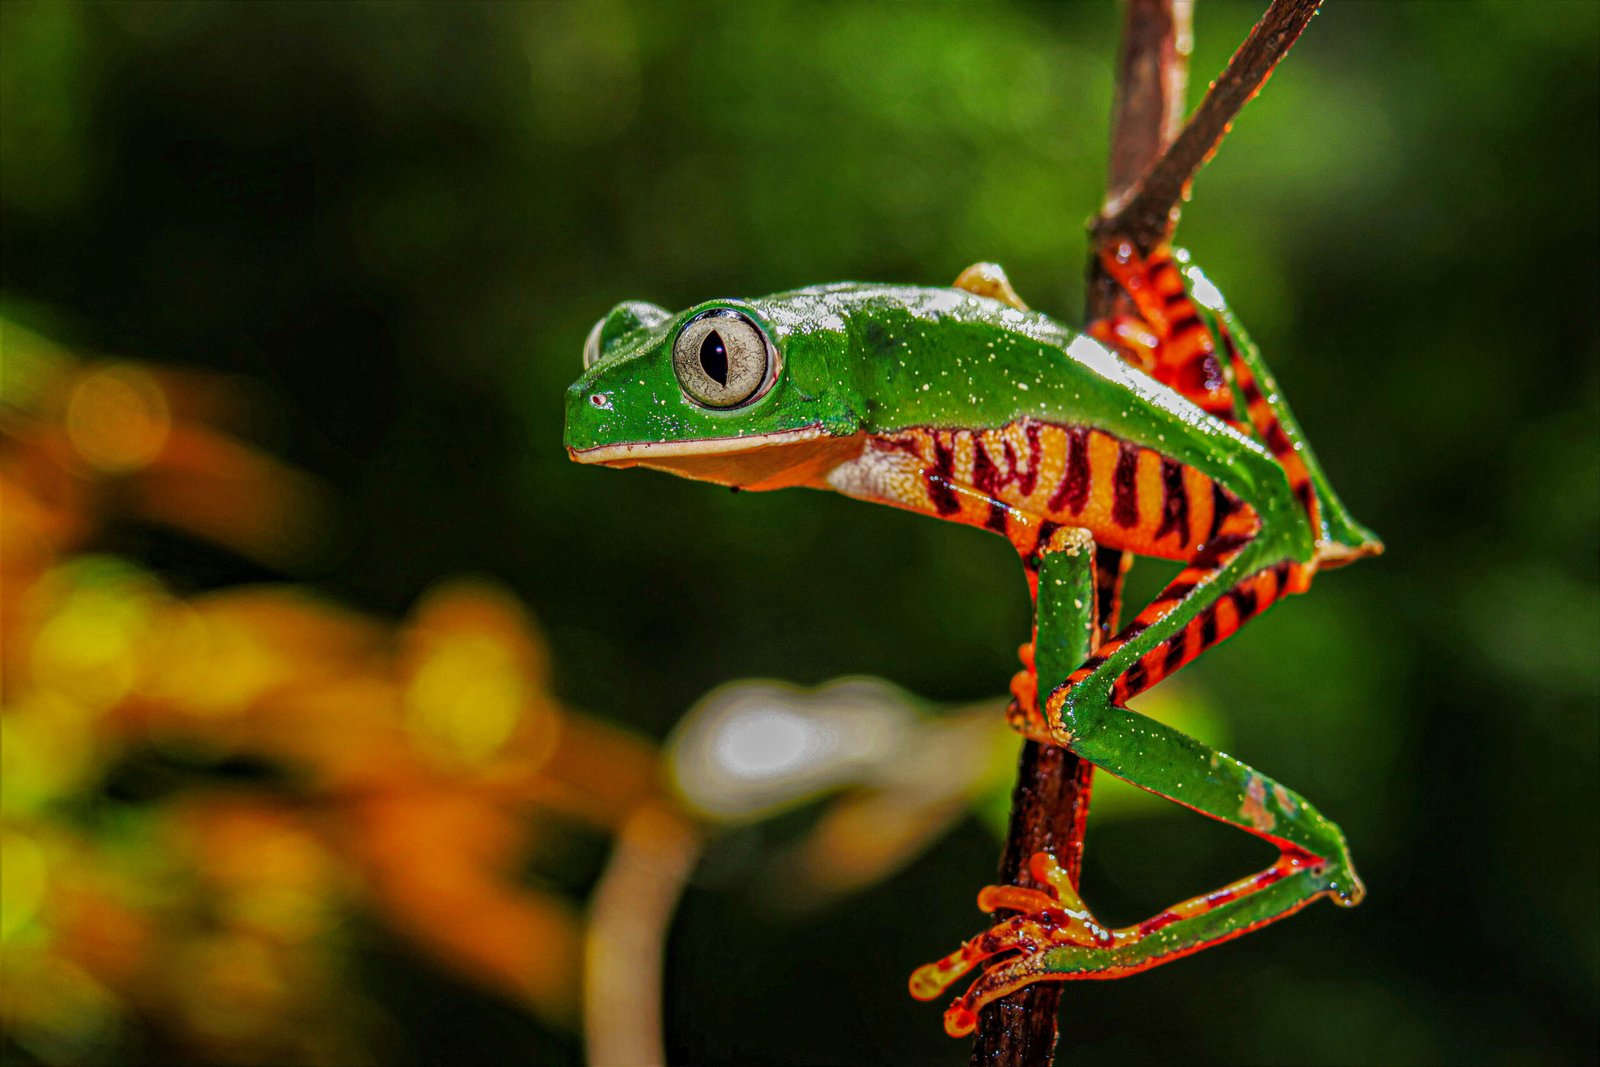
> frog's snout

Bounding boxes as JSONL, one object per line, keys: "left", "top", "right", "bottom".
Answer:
{"left": 562, "top": 378, "right": 603, "bottom": 456}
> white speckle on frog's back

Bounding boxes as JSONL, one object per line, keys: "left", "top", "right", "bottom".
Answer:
{"left": 763, "top": 292, "right": 851, "bottom": 335}
{"left": 906, "top": 289, "right": 969, "bottom": 321}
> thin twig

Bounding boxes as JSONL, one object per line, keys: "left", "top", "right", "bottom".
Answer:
{"left": 1098, "top": 0, "right": 1325, "bottom": 253}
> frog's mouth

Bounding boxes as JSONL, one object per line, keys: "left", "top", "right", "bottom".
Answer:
{"left": 569, "top": 426, "right": 863, "bottom": 491}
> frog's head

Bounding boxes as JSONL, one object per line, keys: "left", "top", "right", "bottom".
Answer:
{"left": 564, "top": 293, "right": 866, "bottom": 490}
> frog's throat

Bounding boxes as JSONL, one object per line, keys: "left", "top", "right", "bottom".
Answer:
{"left": 568, "top": 426, "right": 863, "bottom": 491}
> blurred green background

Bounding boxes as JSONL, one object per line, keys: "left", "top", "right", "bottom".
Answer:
{"left": 2, "top": 1, "right": 1596, "bottom": 1064}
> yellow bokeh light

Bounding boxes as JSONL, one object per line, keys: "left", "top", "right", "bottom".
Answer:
{"left": 26, "top": 558, "right": 165, "bottom": 711}
{"left": 140, "top": 603, "right": 278, "bottom": 718}
{"left": 0, "top": 695, "right": 102, "bottom": 811}
{"left": 1, "top": 831, "right": 48, "bottom": 942}
{"left": 404, "top": 634, "right": 526, "bottom": 765}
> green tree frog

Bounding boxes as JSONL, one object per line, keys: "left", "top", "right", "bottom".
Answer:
{"left": 563, "top": 245, "right": 1381, "bottom": 1037}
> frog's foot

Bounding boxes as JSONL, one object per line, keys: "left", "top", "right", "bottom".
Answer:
{"left": 909, "top": 852, "right": 1111, "bottom": 1037}
{"left": 911, "top": 849, "right": 1364, "bottom": 1037}
{"left": 1326, "top": 849, "right": 1367, "bottom": 907}
{"left": 1004, "top": 644, "right": 1055, "bottom": 743}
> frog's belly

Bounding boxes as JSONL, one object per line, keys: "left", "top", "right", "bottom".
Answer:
{"left": 824, "top": 420, "right": 1251, "bottom": 562}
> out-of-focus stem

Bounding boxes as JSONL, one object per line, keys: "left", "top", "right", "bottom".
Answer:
{"left": 584, "top": 804, "right": 701, "bottom": 1067}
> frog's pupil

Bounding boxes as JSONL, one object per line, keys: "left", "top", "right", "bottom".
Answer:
{"left": 700, "top": 331, "right": 729, "bottom": 386}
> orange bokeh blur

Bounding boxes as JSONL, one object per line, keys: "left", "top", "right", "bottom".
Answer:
{"left": 0, "top": 320, "right": 662, "bottom": 1064}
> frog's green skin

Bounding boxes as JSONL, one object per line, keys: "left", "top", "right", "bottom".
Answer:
{"left": 563, "top": 250, "right": 1381, "bottom": 1037}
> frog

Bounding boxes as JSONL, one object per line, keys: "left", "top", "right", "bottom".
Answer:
{"left": 562, "top": 243, "right": 1382, "bottom": 1037}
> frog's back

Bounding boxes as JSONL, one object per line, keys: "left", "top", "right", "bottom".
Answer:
{"left": 751, "top": 283, "right": 1306, "bottom": 562}
{"left": 752, "top": 283, "right": 1279, "bottom": 486}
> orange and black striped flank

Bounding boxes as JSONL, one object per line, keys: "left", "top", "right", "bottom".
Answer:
{"left": 884, "top": 420, "right": 1243, "bottom": 564}
{"left": 1097, "top": 245, "right": 1238, "bottom": 423}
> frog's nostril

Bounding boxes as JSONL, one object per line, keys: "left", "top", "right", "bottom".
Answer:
{"left": 589, "top": 393, "right": 612, "bottom": 410}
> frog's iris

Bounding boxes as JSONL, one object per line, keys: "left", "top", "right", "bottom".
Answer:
{"left": 671, "top": 310, "right": 775, "bottom": 409}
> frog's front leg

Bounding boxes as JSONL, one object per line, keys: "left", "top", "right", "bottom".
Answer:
{"left": 913, "top": 527, "right": 1363, "bottom": 1038}
{"left": 1003, "top": 520, "right": 1097, "bottom": 741}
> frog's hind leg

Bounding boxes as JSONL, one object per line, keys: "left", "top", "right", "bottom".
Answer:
{"left": 1094, "top": 245, "right": 1382, "bottom": 564}
{"left": 1090, "top": 244, "right": 1327, "bottom": 557}
{"left": 1090, "top": 243, "right": 1241, "bottom": 427}
{"left": 912, "top": 526, "right": 1363, "bottom": 1037}
{"left": 915, "top": 847, "right": 1335, "bottom": 1036}
{"left": 1178, "top": 258, "right": 1384, "bottom": 565}
{"left": 1045, "top": 531, "right": 1355, "bottom": 879}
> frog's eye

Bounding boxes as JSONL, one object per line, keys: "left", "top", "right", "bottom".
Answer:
{"left": 582, "top": 317, "right": 606, "bottom": 369}
{"left": 671, "top": 310, "right": 775, "bottom": 409}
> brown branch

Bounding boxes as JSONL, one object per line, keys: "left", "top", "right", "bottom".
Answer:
{"left": 970, "top": 5, "right": 1191, "bottom": 1066}
{"left": 1107, "top": 0, "right": 1194, "bottom": 202}
{"left": 1097, "top": 0, "right": 1325, "bottom": 254}
{"left": 967, "top": 741, "right": 1096, "bottom": 1067}
{"left": 972, "top": 1, "right": 1325, "bottom": 1063}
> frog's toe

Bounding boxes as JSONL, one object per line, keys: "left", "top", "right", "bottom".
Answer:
{"left": 933, "top": 950, "right": 1072, "bottom": 1038}
{"left": 1006, "top": 664, "right": 1054, "bottom": 742}
{"left": 1005, "top": 696, "right": 1055, "bottom": 743}
{"left": 1328, "top": 863, "right": 1366, "bottom": 907}
{"left": 912, "top": 919, "right": 1111, "bottom": 1037}
{"left": 910, "top": 852, "right": 1114, "bottom": 1036}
